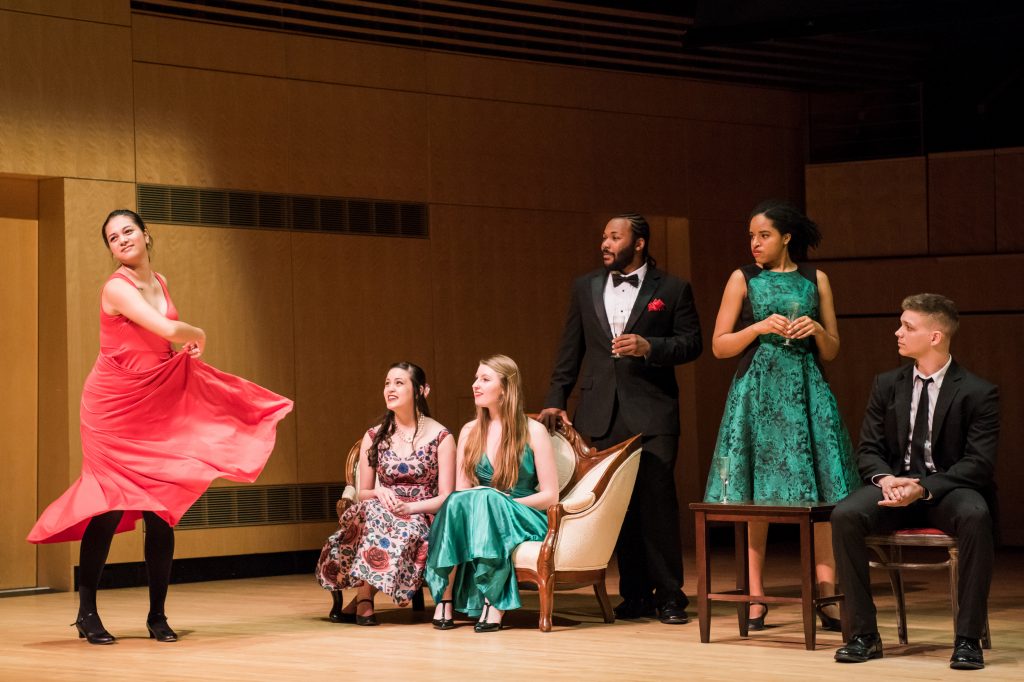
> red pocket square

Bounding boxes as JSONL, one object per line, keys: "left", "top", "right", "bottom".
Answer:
{"left": 647, "top": 298, "right": 666, "bottom": 311}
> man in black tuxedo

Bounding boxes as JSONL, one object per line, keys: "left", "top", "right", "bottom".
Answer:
{"left": 833, "top": 293, "right": 999, "bottom": 670}
{"left": 539, "top": 214, "right": 702, "bottom": 625}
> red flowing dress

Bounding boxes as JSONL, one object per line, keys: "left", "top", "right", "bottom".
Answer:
{"left": 27, "top": 273, "right": 294, "bottom": 544}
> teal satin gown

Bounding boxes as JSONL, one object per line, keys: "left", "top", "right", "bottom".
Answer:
{"left": 425, "top": 445, "right": 547, "bottom": 616}
{"left": 704, "top": 268, "right": 859, "bottom": 504}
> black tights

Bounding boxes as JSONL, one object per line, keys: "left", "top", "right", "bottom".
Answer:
{"left": 78, "top": 511, "right": 175, "bottom": 619}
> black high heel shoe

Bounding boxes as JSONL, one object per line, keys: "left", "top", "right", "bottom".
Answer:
{"left": 816, "top": 605, "right": 842, "bottom": 632}
{"left": 432, "top": 599, "right": 456, "bottom": 630}
{"left": 146, "top": 614, "right": 179, "bottom": 642}
{"left": 748, "top": 602, "right": 769, "bottom": 631}
{"left": 73, "top": 612, "right": 115, "bottom": 645}
{"left": 355, "top": 598, "right": 378, "bottom": 626}
{"left": 328, "top": 592, "right": 356, "bottom": 624}
{"left": 474, "top": 603, "right": 502, "bottom": 633}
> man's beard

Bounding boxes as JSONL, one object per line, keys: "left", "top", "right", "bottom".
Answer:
{"left": 604, "top": 244, "right": 636, "bottom": 273}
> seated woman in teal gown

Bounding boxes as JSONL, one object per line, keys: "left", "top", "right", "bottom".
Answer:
{"left": 703, "top": 200, "right": 859, "bottom": 632}
{"left": 425, "top": 354, "right": 559, "bottom": 632}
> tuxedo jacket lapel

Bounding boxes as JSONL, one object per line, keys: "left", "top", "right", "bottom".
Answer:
{"left": 625, "top": 268, "right": 661, "bottom": 332}
{"left": 932, "top": 361, "right": 963, "bottom": 445}
{"left": 590, "top": 273, "right": 612, "bottom": 340}
{"left": 895, "top": 365, "right": 913, "bottom": 455}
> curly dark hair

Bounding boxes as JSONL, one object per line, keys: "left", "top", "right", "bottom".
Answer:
{"left": 749, "top": 199, "right": 821, "bottom": 262}
{"left": 367, "top": 362, "right": 431, "bottom": 468}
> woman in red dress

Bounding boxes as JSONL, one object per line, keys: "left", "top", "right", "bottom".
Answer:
{"left": 27, "top": 209, "right": 293, "bottom": 644}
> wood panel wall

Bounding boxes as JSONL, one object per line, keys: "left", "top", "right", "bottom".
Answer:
{"left": 35, "top": 178, "right": 71, "bottom": 590}
{"left": 2, "top": 5, "right": 810, "bottom": 587}
{"left": 803, "top": 152, "right": 1024, "bottom": 544}
{"left": 0, "top": 179, "right": 39, "bottom": 589}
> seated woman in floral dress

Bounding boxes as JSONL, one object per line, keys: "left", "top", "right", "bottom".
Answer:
{"left": 315, "top": 361, "right": 455, "bottom": 625}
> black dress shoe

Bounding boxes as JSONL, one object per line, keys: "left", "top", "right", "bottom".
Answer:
{"left": 73, "top": 612, "right": 115, "bottom": 645}
{"left": 432, "top": 599, "right": 456, "bottom": 630}
{"left": 657, "top": 600, "right": 689, "bottom": 625}
{"left": 748, "top": 602, "right": 768, "bottom": 631}
{"left": 835, "top": 633, "right": 883, "bottom": 663}
{"left": 950, "top": 636, "right": 985, "bottom": 670}
{"left": 613, "top": 598, "right": 656, "bottom": 620}
{"left": 146, "top": 614, "right": 179, "bottom": 642}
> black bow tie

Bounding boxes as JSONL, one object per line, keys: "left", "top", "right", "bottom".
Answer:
{"left": 612, "top": 272, "right": 639, "bottom": 288}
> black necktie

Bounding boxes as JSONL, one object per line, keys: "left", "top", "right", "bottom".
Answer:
{"left": 612, "top": 272, "right": 639, "bottom": 288}
{"left": 909, "top": 377, "right": 933, "bottom": 476}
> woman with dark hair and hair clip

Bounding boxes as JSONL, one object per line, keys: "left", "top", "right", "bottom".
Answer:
{"left": 315, "top": 362, "right": 455, "bottom": 625}
{"left": 703, "top": 199, "right": 859, "bottom": 632}
{"left": 27, "top": 209, "right": 293, "bottom": 644}
{"left": 425, "top": 355, "right": 558, "bottom": 632}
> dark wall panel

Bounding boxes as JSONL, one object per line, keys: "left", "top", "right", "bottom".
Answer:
{"left": 927, "top": 151, "right": 995, "bottom": 255}
{"left": 806, "top": 158, "right": 928, "bottom": 259}
{"left": 821, "top": 254, "right": 1024, "bottom": 317}
{"left": 995, "top": 149, "right": 1024, "bottom": 253}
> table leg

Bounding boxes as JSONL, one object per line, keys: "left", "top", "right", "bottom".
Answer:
{"left": 735, "top": 521, "right": 750, "bottom": 636}
{"left": 800, "top": 517, "right": 816, "bottom": 650}
{"left": 695, "top": 510, "right": 710, "bottom": 643}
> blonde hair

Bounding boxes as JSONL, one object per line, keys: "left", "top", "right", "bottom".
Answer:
{"left": 461, "top": 354, "right": 529, "bottom": 491}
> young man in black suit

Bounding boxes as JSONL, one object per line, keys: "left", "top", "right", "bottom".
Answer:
{"left": 832, "top": 293, "right": 999, "bottom": 670}
{"left": 539, "top": 214, "right": 702, "bottom": 625}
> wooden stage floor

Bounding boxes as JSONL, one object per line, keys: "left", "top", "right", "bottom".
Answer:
{"left": 2, "top": 546, "right": 1021, "bottom": 681}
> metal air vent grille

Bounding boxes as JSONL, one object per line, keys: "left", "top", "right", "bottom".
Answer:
{"left": 177, "top": 482, "right": 344, "bottom": 529}
{"left": 137, "top": 184, "right": 428, "bottom": 237}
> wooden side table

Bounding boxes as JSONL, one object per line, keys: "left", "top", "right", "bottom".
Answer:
{"left": 689, "top": 501, "right": 848, "bottom": 650}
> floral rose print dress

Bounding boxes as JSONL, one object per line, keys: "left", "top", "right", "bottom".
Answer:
{"left": 316, "top": 427, "right": 449, "bottom": 606}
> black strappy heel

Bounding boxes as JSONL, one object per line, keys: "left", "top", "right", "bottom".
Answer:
{"left": 816, "top": 604, "right": 842, "bottom": 632}
{"left": 328, "top": 591, "right": 356, "bottom": 623}
{"left": 72, "top": 612, "right": 115, "bottom": 645}
{"left": 748, "top": 602, "right": 768, "bottom": 631}
{"left": 432, "top": 599, "right": 456, "bottom": 630}
{"left": 355, "top": 598, "right": 378, "bottom": 626}
{"left": 474, "top": 602, "right": 502, "bottom": 633}
{"left": 146, "top": 614, "right": 178, "bottom": 642}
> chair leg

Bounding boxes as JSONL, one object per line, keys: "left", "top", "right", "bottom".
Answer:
{"left": 892, "top": 545, "right": 909, "bottom": 645}
{"left": 412, "top": 586, "right": 425, "bottom": 612}
{"left": 892, "top": 568, "right": 909, "bottom": 645}
{"left": 982, "top": 616, "right": 992, "bottom": 650}
{"left": 870, "top": 543, "right": 909, "bottom": 645}
{"left": 948, "top": 546, "right": 959, "bottom": 640}
{"left": 594, "top": 579, "right": 614, "bottom": 623}
{"left": 537, "top": 576, "right": 555, "bottom": 633}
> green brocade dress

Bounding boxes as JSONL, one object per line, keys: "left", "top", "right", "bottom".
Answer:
{"left": 704, "top": 267, "right": 859, "bottom": 504}
{"left": 425, "top": 445, "right": 547, "bottom": 616}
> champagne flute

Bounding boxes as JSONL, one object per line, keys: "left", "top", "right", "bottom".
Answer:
{"left": 717, "top": 456, "right": 730, "bottom": 503}
{"left": 611, "top": 313, "right": 626, "bottom": 358}
{"left": 783, "top": 300, "right": 801, "bottom": 346}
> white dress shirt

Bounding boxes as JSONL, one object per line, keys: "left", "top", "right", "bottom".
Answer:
{"left": 603, "top": 263, "right": 647, "bottom": 332}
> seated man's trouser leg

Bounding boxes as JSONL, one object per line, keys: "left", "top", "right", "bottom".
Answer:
{"left": 832, "top": 484, "right": 993, "bottom": 639}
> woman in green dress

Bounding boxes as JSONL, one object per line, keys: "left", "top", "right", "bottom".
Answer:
{"left": 703, "top": 200, "right": 859, "bottom": 631}
{"left": 425, "top": 354, "right": 559, "bottom": 632}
